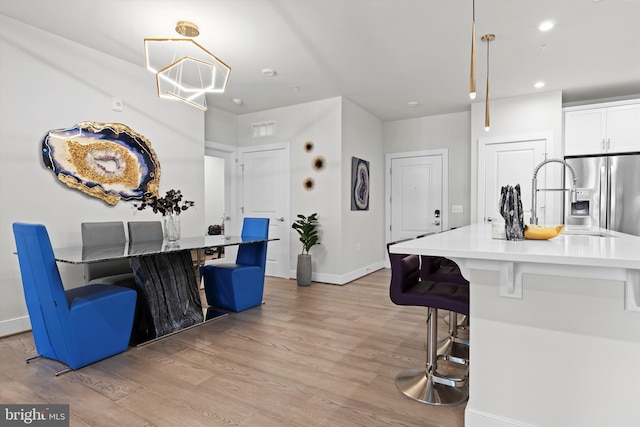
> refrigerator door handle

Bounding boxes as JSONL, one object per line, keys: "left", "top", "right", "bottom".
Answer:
{"left": 608, "top": 161, "right": 612, "bottom": 230}
{"left": 600, "top": 163, "right": 608, "bottom": 230}
{"left": 608, "top": 157, "right": 617, "bottom": 233}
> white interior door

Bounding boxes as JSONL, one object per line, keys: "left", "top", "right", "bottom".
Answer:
{"left": 240, "top": 144, "right": 290, "bottom": 278}
{"left": 390, "top": 154, "right": 444, "bottom": 242}
{"left": 478, "top": 135, "right": 548, "bottom": 224}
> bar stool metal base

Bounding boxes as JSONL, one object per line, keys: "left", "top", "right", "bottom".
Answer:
{"left": 438, "top": 310, "right": 470, "bottom": 364}
{"left": 443, "top": 312, "right": 468, "bottom": 328}
{"left": 395, "top": 367, "right": 469, "bottom": 406}
{"left": 438, "top": 338, "right": 470, "bottom": 365}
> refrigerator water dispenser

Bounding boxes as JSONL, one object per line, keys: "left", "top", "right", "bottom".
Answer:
{"left": 570, "top": 189, "right": 591, "bottom": 217}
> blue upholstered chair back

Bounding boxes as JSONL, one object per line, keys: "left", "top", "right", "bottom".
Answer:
{"left": 13, "top": 223, "right": 72, "bottom": 364}
{"left": 237, "top": 217, "right": 270, "bottom": 267}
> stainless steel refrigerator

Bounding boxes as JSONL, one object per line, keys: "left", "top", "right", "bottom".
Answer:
{"left": 564, "top": 152, "right": 640, "bottom": 236}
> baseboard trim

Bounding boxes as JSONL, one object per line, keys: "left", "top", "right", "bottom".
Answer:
{"left": 0, "top": 315, "right": 31, "bottom": 338}
{"left": 290, "top": 261, "right": 385, "bottom": 286}
{"left": 466, "top": 408, "right": 537, "bottom": 427}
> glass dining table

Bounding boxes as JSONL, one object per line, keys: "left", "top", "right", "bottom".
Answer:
{"left": 53, "top": 235, "right": 275, "bottom": 345}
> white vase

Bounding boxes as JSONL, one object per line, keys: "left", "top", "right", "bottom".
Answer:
{"left": 163, "top": 214, "right": 181, "bottom": 241}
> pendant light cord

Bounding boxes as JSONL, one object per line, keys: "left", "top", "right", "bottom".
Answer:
{"left": 486, "top": 37, "right": 490, "bottom": 77}
{"left": 469, "top": 0, "right": 477, "bottom": 99}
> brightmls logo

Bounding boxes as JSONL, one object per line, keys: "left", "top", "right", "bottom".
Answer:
{"left": 0, "top": 405, "right": 68, "bottom": 426}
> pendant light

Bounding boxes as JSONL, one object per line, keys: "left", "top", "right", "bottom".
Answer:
{"left": 144, "top": 21, "right": 231, "bottom": 111}
{"left": 481, "top": 34, "right": 495, "bottom": 131}
{"left": 469, "top": 0, "right": 477, "bottom": 100}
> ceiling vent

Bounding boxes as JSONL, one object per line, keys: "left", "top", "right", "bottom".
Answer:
{"left": 252, "top": 121, "right": 276, "bottom": 138}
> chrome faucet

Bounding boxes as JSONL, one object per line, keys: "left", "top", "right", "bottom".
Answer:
{"left": 530, "top": 158, "right": 578, "bottom": 225}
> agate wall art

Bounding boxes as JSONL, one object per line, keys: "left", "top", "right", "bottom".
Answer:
{"left": 351, "top": 157, "right": 369, "bottom": 211}
{"left": 42, "top": 122, "right": 160, "bottom": 205}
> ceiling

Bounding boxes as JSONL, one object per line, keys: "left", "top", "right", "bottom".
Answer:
{"left": 2, "top": 0, "right": 639, "bottom": 122}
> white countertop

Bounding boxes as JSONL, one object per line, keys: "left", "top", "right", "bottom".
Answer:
{"left": 390, "top": 223, "right": 640, "bottom": 308}
{"left": 389, "top": 223, "right": 640, "bottom": 270}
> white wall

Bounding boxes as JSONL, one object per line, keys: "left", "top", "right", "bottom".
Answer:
{"left": 341, "top": 98, "right": 385, "bottom": 278}
{"left": 236, "top": 98, "right": 344, "bottom": 281}
{"left": 234, "top": 97, "right": 386, "bottom": 283}
{"left": 0, "top": 16, "right": 206, "bottom": 337}
{"left": 470, "top": 91, "right": 563, "bottom": 223}
{"left": 383, "top": 111, "right": 471, "bottom": 228}
{"left": 205, "top": 107, "right": 238, "bottom": 144}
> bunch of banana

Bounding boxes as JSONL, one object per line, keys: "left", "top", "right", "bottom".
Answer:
{"left": 524, "top": 225, "right": 565, "bottom": 240}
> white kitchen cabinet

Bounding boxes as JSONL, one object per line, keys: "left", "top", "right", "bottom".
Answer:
{"left": 564, "top": 101, "right": 640, "bottom": 156}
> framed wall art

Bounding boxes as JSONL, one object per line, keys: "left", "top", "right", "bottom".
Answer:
{"left": 351, "top": 156, "right": 369, "bottom": 211}
{"left": 42, "top": 122, "right": 160, "bottom": 205}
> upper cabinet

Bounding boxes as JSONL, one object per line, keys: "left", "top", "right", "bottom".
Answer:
{"left": 564, "top": 100, "right": 640, "bottom": 156}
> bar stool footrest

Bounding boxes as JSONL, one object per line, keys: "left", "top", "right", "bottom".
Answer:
{"left": 395, "top": 367, "right": 469, "bottom": 406}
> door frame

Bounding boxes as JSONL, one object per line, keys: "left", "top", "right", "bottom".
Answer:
{"left": 477, "top": 132, "right": 553, "bottom": 224}
{"left": 385, "top": 148, "right": 449, "bottom": 251}
{"left": 238, "top": 142, "right": 291, "bottom": 278}
{"left": 204, "top": 140, "right": 235, "bottom": 229}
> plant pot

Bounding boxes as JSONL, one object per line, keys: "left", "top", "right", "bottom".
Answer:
{"left": 296, "top": 254, "right": 312, "bottom": 286}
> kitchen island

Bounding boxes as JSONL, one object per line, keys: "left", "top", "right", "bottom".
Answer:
{"left": 389, "top": 223, "right": 640, "bottom": 427}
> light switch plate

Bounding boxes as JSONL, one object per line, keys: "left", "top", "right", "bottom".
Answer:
{"left": 452, "top": 205, "right": 463, "bottom": 213}
{"left": 112, "top": 97, "right": 123, "bottom": 112}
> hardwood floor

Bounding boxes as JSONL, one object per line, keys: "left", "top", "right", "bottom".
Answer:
{"left": 0, "top": 269, "right": 466, "bottom": 426}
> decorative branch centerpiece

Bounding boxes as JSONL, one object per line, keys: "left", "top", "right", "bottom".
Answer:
{"left": 134, "top": 189, "right": 194, "bottom": 241}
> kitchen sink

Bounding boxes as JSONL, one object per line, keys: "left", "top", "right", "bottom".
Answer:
{"left": 561, "top": 228, "right": 614, "bottom": 237}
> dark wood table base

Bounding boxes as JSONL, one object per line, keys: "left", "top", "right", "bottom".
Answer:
{"left": 129, "top": 251, "right": 205, "bottom": 345}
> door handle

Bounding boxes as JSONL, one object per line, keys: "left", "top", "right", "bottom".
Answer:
{"left": 276, "top": 217, "right": 285, "bottom": 222}
{"left": 432, "top": 209, "right": 440, "bottom": 226}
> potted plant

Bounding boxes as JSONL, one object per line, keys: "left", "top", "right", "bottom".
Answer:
{"left": 292, "top": 213, "right": 319, "bottom": 286}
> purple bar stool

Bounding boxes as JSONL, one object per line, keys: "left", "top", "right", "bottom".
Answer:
{"left": 418, "top": 231, "right": 470, "bottom": 331}
{"left": 387, "top": 241, "right": 469, "bottom": 406}
{"left": 420, "top": 255, "right": 470, "bottom": 363}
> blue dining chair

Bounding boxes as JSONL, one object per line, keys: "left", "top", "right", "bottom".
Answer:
{"left": 201, "top": 217, "right": 270, "bottom": 312}
{"left": 12, "top": 223, "right": 137, "bottom": 375}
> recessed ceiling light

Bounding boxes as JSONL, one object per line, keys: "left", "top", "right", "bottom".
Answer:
{"left": 534, "top": 81, "right": 545, "bottom": 89}
{"left": 232, "top": 98, "right": 243, "bottom": 105}
{"left": 407, "top": 101, "right": 419, "bottom": 107}
{"left": 261, "top": 68, "right": 276, "bottom": 76}
{"left": 538, "top": 20, "right": 555, "bottom": 32}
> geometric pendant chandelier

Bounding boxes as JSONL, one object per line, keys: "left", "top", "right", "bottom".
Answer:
{"left": 143, "top": 21, "right": 231, "bottom": 111}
